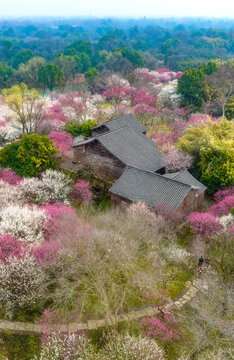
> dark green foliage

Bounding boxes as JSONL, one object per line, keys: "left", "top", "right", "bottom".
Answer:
{"left": 0, "top": 62, "right": 14, "bottom": 87}
{"left": 63, "top": 120, "right": 97, "bottom": 137}
{"left": 0, "top": 134, "right": 58, "bottom": 177}
{"left": 38, "top": 63, "right": 64, "bottom": 91}
{"left": 12, "top": 50, "right": 34, "bottom": 69}
{"left": 224, "top": 96, "right": 234, "bottom": 120}
{"left": 0, "top": 334, "right": 41, "bottom": 360}
{"left": 177, "top": 68, "right": 207, "bottom": 111}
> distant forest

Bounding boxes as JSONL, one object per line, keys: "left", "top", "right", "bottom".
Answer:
{"left": 0, "top": 17, "right": 233, "bottom": 89}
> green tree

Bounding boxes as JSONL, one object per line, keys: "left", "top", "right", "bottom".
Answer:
{"left": 79, "top": 53, "right": 91, "bottom": 72}
{"left": 65, "top": 40, "right": 92, "bottom": 56}
{"left": 15, "top": 57, "right": 46, "bottom": 88}
{"left": 176, "top": 118, "right": 234, "bottom": 193}
{"left": 224, "top": 96, "right": 234, "bottom": 120}
{"left": 0, "top": 62, "right": 13, "bottom": 88}
{"left": 0, "top": 134, "right": 58, "bottom": 177}
{"left": 84, "top": 67, "right": 99, "bottom": 81}
{"left": 12, "top": 49, "right": 34, "bottom": 69}
{"left": 177, "top": 68, "right": 208, "bottom": 111}
{"left": 200, "top": 141, "right": 234, "bottom": 193}
{"left": 38, "top": 64, "right": 64, "bottom": 91}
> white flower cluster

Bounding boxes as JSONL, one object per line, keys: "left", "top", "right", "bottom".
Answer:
{"left": 34, "top": 333, "right": 95, "bottom": 360}
{"left": 36, "top": 332, "right": 165, "bottom": 360}
{"left": 0, "top": 180, "right": 23, "bottom": 209}
{"left": 0, "top": 204, "right": 46, "bottom": 243}
{"left": 0, "top": 254, "right": 44, "bottom": 318}
{"left": 106, "top": 74, "right": 130, "bottom": 88}
{"left": 41, "top": 169, "right": 72, "bottom": 204}
{"left": 19, "top": 170, "right": 72, "bottom": 205}
{"left": 101, "top": 333, "right": 165, "bottom": 360}
{"left": 219, "top": 214, "right": 234, "bottom": 230}
{"left": 164, "top": 244, "right": 191, "bottom": 265}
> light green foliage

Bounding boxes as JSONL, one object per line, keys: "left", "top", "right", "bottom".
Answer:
{"left": 0, "top": 134, "right": 58, "bottom": 177}
{"left": 200, "top": 141, "right": 234, "bottom": 193}
{"left": 84, "top": 67, "right": 99, "bottom": 80}
{"left": 177, "top": 119, "right": 234, "bottom": 193}
{"left": 2, "top": 82, "right": 42, "bottom": 134}
{"left": 63, "top": 119, "right": 97, "bottom": 137}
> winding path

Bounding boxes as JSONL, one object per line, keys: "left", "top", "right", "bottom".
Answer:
{"left": 0, "top": 279, "right": 202, "bottom": 335}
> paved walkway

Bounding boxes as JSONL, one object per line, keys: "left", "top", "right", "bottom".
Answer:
{"left": 0, "top": 279, "right": 202, "bottom": 335}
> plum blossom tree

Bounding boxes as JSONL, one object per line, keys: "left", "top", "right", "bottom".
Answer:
{"left": 163, "top": 147, "right": 193, "bottom": 172}
{"left": 70, "top": 179, "right": 93, "bottom": 204}
{"left": 0, "top": 253, "right": 44, "bottom": 318}
{"left": 0, "top": 234, "right": 25, "bottom": 262}
{"left": 0, "top": 169, "right": 23, "bottom": 185}
{"left": 2, "top": 83, "right": 47, "bottom": 134}
{"left": 0, "top": 204, "right": 46, "bottom": 243}
{"left": 189, "top": 212, "right": 222, "bottom": 238}
{"left": 48, "top": 131, "right": 73, "bottom": 153}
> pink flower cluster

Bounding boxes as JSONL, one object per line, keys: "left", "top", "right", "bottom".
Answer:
{"left": 214, "top": 186, "right": 234, "bottom": 202}
{"left": 0, "top": 234, "right": 25, "bottom": 262}
{"left": 189, "top": 212, "right": 222, "bottom": 238}
{"left": 32, "top": 240, "right": 61, "bottom": 263}
{"left": 163, "top": 147, "right": 193, "bottom": 172}
{"left": 41, "top": 203, "right": 76, "bottom": 240}
{"left": 210, "top": 196, "right": 234, "bottom": 217}
{"left": 48, "top": 131, "right": 73, "bottom": 152}
{"left": 150, "top": 132, "right": 178, "bottom": 148}
{"left": 71, "top": 180, "right": 93, "bottom": 204}
{"left": 0, "top": 169, "right": 23, "bottom": 185}
{"left": 142, "top": 311, "right": 181, "bottom": 342}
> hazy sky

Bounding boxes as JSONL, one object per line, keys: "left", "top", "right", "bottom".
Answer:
{"left": 0, "top": 0, "right": 233, "bottom": 18}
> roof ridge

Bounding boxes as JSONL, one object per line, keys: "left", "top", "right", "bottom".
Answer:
{"left": 125, "top": 166, "right": 192, "bottom": 189}
{"left": 104, "top": 113, "right": 133, "bottom": 123}
{"left": 93, "top": 125, "right": 130, "bottom": 139}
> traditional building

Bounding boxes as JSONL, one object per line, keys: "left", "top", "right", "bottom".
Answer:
{"left": 71, "top": 114, "right": 206, "bottom": 214}
{"left": 109, "top": 166, "right": 206, "bottom": 215}
{"left": 72, "top": 125, "right": 164, "bottom": 180}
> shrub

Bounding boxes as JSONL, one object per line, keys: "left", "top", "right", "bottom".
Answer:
{"left": 70, "top": 179, "right": 93, "bottom": 204}
{"left": 0, "top": 234, "right": 25, "bottom": 263}
{"left": 189, "top": 212, "right": 222, "bottom": 238}
{"left": 0, "top": 254, "right": 44, "bottom": 318}
{"left": 0, "top": 169, "right": 23, "bottom": 185}
{"left": 0, "top": 204, "right": 46, "bottom": 243}
{"left": 142, "top": 312, "right": 181, "bottom": 342}
{"left": 101, "top": 333, "right": 165, "bottom": 360}
{"left": 0, "top": 134, "right": 58, "bottom": 177}
{"left": 209, "top": 196, "right": 234, "bottom": 216}
{"left": 48, "top": 131, "right": 73, "bottom": 152}
{"left": 41, "top": 169, "right": 72, "bottom": 204}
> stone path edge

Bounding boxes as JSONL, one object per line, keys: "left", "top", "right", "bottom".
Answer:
{"left": 0, "top": 279, "right": 202, "bottom": 335}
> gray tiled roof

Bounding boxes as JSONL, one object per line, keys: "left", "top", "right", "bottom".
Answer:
{"left": 98, "top": 126, "right": 162, "bottom": 172}
{"left": 72, "top": 126, "right": 163, "bottom": 172}
{"left": 163, "top": 170, "right": 207, "bottom": 195}
{"left": 92, "top": 114, "right": 148, "bottom": 134}
{"left": 109, "top": 166, "right": 192, "bottom": 208}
